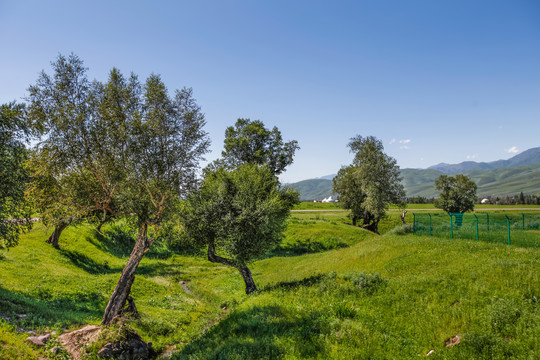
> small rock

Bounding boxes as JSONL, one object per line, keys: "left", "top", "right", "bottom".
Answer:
{"left": 426, "top": 349, "right": 435, "bottom": 356}
{"left": 50, "top": 346, "right": 61, "bottom": 355}
{"left": 445, "top": 334, "right": 461, "bottom": 348}
{"left": 25, "top": 334, "right": 50, "bottom": 347}
{"left": 17, "top": 314, "right": 27, "bottom": 319}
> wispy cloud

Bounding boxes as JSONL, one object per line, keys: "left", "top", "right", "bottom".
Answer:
{"left": 389, "top": 138, "right": 396, "bottom": 144}
{"left": 505, "top": 146, "right": 519, "bottom": 154}
{"left": 397, "top": 139, "right": 411, "bottom": 149}
{"left": 466, "top": 154, "right": 478, "bottom": 160}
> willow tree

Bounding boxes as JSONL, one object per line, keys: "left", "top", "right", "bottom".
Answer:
{"left": 27, "top": 54, "right": 210, "bottom": 324}
{"left": 0, "top": 102, "right": 34, "bottom": 249}
{"left": 333, "top": 136, "right": 405, "bottom": 234}
{"left": 183, "top": 164, "right": 298, "bottom": 294}
{"left": 221, "top": 118, "right": 299, "bottom": 175}
{"left": 101, "top": 75, "right": 209, "bottom": 324}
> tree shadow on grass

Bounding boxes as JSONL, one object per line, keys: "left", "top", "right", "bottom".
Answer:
{"left": 260, "top": 274, "right": 326, "bottom": 292}
{"left": 88, "top": 231, "right": 175, "bottom": 260}
{"left": 175, "top": 305, "right": 330, "bottom": 360}
{"left": 58, "top": 249, "right": 121, "bottom": 275}
{"left": 0, "top": 286, "right": 104, "bottom": 329}
{"left": 266, "top": 240, "right": 349, "bottom": 258}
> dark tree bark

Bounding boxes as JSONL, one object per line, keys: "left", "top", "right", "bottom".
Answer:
{"left": 102, "top": 223, "right": 153, "bottom": 325}
{"left": 363, "top": 220, "right": 380, "bottom": 235}
{"left": 207, "top": 243, "right": 257, "bottom": 294}
{"left": 96, "top": 214, "right": 112, "bottom": 233}
{"left": 46, "top": 222, "right": 68, "bottom": 248}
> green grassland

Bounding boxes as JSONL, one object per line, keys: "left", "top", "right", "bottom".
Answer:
{"left": 1, "top": 211, "right": 539, "bottom": 359}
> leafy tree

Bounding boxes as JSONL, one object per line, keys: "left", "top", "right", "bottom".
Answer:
{"left": 0, "top": 102, "right": 34, "bottom": 249}
{"left": 434, "top": 174, "right": 477, "bottom": 213}
{"left": 221, "top": 118, "right": 299, "bottom": 175}
{"left": 183, "top": 164, "right": 298, "bottom": 294}
{"left": 27, "top": 54, "right": 210, "bottom": 325}
{"left": 333, "top": 135, "right": 405, "bottom": 234}
{"left": 332, "top": 166, "right": 365, "bottom": 226}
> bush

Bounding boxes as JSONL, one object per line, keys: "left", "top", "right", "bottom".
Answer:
{"left": 345, "top": 272, "right": 386, "bottom": 294}
{"left": 154, "top": 223, "right": 202, "bottom": 255}
{"left": 386, "top": 223, "right": 413, "bottom": 236}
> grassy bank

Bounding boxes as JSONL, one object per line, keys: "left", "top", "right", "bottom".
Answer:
{"left": 1, "top": 216, "right": 538, "bottom": 359}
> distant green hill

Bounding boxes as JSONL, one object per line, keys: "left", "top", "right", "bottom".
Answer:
{"left": 428, "top": 147, "right": 540, "bottom": 173}
{"left": 290, "top": 164, "right": 540, "bottom": 200}
{"left": 289, "top": 179, "right": 335, "bottom": 200}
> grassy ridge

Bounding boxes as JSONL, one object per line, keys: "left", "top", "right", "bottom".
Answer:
{"left": 178, "top": 234, "right": 539, "bottom": 359}
{"left": 1, "top": 213, "right": 539, "bottom": 359}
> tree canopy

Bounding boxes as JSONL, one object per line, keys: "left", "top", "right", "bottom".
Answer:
{"left": 221, "top": 118, "right": 299, "bottom": 175}
{"left": 333, "top": 135, "right": 405, "bottom": 233}
{"left": 0, "top": 102, "right": 34, "bottom": 249}
{"left": 183, "top": 164, "right": 298, "bottom": 293}
{"left": 26, "top": 54, "right": 210, "bottom": 325}
{"left": 434, "top": 174, "right": 477, "bottom": 213}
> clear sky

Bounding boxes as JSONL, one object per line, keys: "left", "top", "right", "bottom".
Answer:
{"left": 1, "top": 0, "right": 539, "bottom": 183}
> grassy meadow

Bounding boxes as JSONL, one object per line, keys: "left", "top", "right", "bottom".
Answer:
{"left": 0, "top": 209, "right": 538, "bottom": 359}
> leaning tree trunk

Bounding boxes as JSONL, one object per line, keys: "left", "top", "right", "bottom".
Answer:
{"left": 96, "top": 215, "right": 112, "bottom": 233}
{"left": 237, "top": 266, "right": 257, "bottom": 294}
{"left": 102, "top": 223, "right": 152, "bottom": 325}
{"left": 47, "top": 222, "right": 68, "bottom": 248}
{"left": 207, "top": 243, "right": 257, "bottom": 294}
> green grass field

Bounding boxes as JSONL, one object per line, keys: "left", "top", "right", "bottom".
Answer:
{"left": 1, "top": 211, "right": 538, "bottom": 359}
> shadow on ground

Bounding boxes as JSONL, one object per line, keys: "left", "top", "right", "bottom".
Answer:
{"left": 174, "top": 305, "right": 330, "bottom": 359}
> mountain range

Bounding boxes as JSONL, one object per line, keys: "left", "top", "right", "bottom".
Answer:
{"left": 289, "top": 147, "right": 540, "bottom": 200}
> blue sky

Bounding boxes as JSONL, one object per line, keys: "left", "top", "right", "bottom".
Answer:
{"left": 1, "top": 0, "right": 539, "bottom": 183}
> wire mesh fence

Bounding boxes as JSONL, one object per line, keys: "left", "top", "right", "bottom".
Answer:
{"left": 412, "top": 212, "right": 540, "bottom": 247}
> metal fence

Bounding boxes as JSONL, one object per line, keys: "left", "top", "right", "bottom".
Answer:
{"left": 412, "top": 212, "right": 540, "bottom": 247}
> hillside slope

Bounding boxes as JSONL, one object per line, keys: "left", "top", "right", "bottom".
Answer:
{"left": 428, "top": 147, "right": 540, "bottom": 173}
{"left": 1, "top": 219, "right": 538, "bottom": 359}
{"left": 291, "top": 164, "right": 540, "bottom": 199}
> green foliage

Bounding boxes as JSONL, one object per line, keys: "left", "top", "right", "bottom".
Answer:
{"left": 221, "top": 118, "right": 299, "bottom": 175}
{"left": 184, "top": 164, "right": 299, "bottom": 266}
{"left": 0, "top": 102, "right": 33, "bottom": 249}
{"left": 386, "top": 223, "right": 414, "bottom": 236}
{"left": 333, "top": 135, "right": 405, "bottom": 233}
{"left": 434, "top": 174, "right": 477, "bottom": 213}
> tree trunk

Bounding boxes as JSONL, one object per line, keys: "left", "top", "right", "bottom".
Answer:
{"left": 237, "top": 266, "right": 257, "bottom": 294}
{"left": 400, "top": 210, "right": 407, "bottom": 225}
{"left": 102, "top": 223, "right": 152, "bottom": 325}
{"left": 46, "top": 222, "right": 68, "bottom": 248}
{"left": 364, "top": 221, "right": 380, "bottom": 235}
{"left": 352, "top": 217, "right": 357, "bottom": 226}
{"left": 96, "top": 215, "right": 112, "bottom": 233}
{"left": 207, "top": 243, "right": 257, "bottom": 294}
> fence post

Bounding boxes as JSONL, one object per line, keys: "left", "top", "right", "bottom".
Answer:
{"left": 486, "top": 213, "right": 490, "bottom": 231}
{"left": 428, "top": 213, "right": 432, "bottom": 237}
{"left": 413, "top": 213, "right": 416, "bottom": 234}
{"left": 450, "top": 213, "right": 453, "bottom": 239}
{"left": 522, "top": 213, "right": 525, "bottom": 230}
{"left": 474, "top": 214, "right": 479, "bottom": 241}
{"left": 506, "top": 215, "right": 511, "bottom": 245}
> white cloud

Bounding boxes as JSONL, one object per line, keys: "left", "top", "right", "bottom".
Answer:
{"left": 505, "top": 146, "right": 519, "bottom": 154}
{"left": 466, "top": 154, "right": 478, "bottom": 160}
{"left": 400, "top": 145, "right": 410, "bottom": 150}
{"left": 399, "top": 139, "right": 411, "bottom": 144}
{"left": 389, "top": 138, "right": 396, "bottom": 144}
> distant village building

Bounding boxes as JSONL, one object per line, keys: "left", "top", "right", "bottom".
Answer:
{"left": 321, "top": 196, "right": 337, "bottom": 203}
{"left": 481, "top": 198, "right": 490, "bottom": 204}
